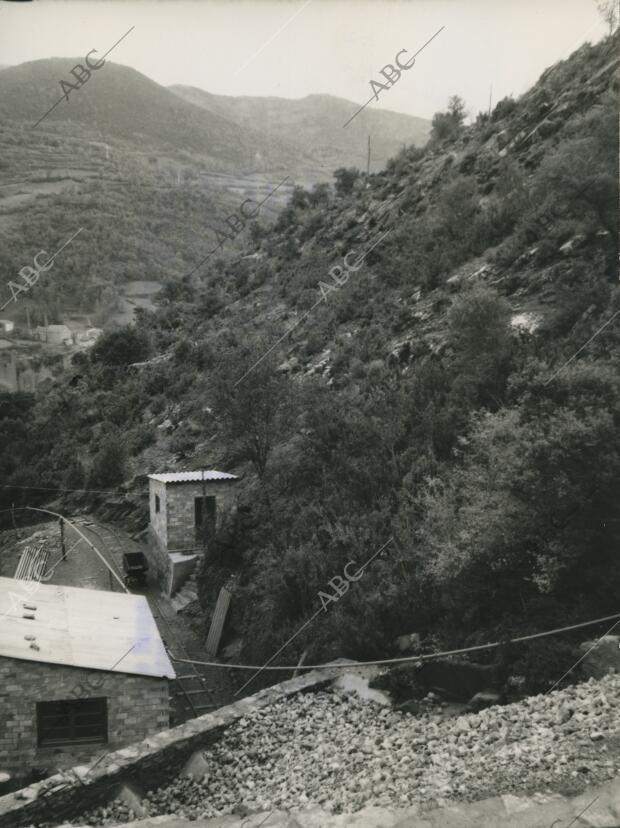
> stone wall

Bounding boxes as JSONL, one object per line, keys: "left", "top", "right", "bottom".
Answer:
{"left": 146, "top": 479, "right": 238, "bottom": 594}
{"left": 0, "top": 657, "right": 169, "bottom": 781}
{"left": 165, "top": 481, "right": 238, "bottom": 553}
{"left": 168, "top": 553, "right": 198, "bottom": 596}
{"left": 0, "top": 667, "right": 341, "bottom": 828}
{"left": 148, "top": 480, "right": 168, "bottom": 552}
{"left": 146, "top": 525, "right": 172, "bottom": 588}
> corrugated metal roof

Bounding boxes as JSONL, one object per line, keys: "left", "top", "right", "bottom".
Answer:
{"left": 148, "top": 470, "right": 238, "bottom": 483}
{"left": 0, "top": 578, "right": 175, "bottom": 679}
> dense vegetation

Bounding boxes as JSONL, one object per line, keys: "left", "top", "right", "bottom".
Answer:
{"left": 1, "top": 35, "right": 618, "bottom": 696}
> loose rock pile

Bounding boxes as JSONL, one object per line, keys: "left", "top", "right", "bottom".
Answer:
{"left": 76, "top": 675, "right": 620, "bottom": 825}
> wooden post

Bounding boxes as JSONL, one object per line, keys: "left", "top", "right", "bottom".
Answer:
{"left": 11, "top": 503, "right": 19, "bottom": 540}
{"left": 366, "top": 135, "right": 371, "bottom": 176}
{"left": 292, "top": 650, "right": 308, "bottom": 679}
{"left": 59, "top": 517, "right": 66, "bottom": 560}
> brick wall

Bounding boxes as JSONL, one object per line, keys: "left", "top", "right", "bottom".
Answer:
{"left": 165, "top": 480, "right": 238, "bottom": 551}
{"left": 0, "top": 665, "right": 342, "bottom": 828}
{"left": 0, "top": 657, "right": 169, "bottom": 780}
{"left": 147, "top": 525, "right": 172, "bottom": 586}
{"left": 148, "top": 479, "right": 168, "bottom": 551}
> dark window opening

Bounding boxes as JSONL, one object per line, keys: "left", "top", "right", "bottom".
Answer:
{"left": 37, "top": 697, "right": 108, "bottom": 747}
{"left": 155, "top": 494, "right": 160, "bottom": 514}
{"left": 194, "top": 496, "right": 216, "bottom": 544}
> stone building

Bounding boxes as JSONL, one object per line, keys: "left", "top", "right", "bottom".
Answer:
{"left": 147, "top": 471, "right": 239, "bottom": 594}
{"left": 0, "top": 578, "right": 174, "bottom": 782}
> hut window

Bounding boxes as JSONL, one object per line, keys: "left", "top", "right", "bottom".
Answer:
{"left": 37, "top": 697, "right": 108, "bottom": 747}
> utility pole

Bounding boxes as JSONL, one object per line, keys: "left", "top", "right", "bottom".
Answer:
{"left": 366, "top": 135, "right": 371, "bottom": 176}
{"left": 201, "top": 470, "right": 207, "bottom": 557}
{"left": 488, "top": 84, "right": 493, "bottom": 116}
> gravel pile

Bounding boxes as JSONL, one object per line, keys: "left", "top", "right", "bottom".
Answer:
{"left": 76, "top": 674, "right": 620, "bottom": 825}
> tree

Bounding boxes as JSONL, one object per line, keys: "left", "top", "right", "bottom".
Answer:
{"left": 430, "top": 95, "right": 467, "bottom": 144}
{"left": 290, "top": 185, "right": 309, "bottom": 210}
{"left": 210, "top": 343, "right": 290, "bottom": 480}
{"left": 448, "top": 95, "right": 467, "bottom": 124}
{"left": 89, "top": 435, "right": 127, "bottom": 488}
{"left": 447, "top": 285, "right": 512, "bottom": 404}
{"left": 596, "top": 0, "right": 619, "bottom": 34}
{"left": 307, "top": 182, "right": 331, "bottom": 208}
{"left": 90, "top": 327, "right": 151, "bottom": 368}
{"left": 333, "top": 167, "right": 360, "bottom": 197}
{"left": 410, "top": 362, "right": 620, "bottom": 633}
{"left": 534, "top": 101, "right": 618, "bottom": 268}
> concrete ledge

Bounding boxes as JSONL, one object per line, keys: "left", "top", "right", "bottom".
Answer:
{"left": 0, "top": 667, "right": 340, "bottom": 828}
{"left": 65, "top": 774, "right": 620, "bottom": 827}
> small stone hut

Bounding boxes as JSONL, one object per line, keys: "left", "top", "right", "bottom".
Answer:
{"left": 147, "top": 471, "right": 239, "bottom": 593}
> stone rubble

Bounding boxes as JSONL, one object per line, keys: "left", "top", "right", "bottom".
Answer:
{"left": 67, "top": 675, "right": 620, "bottom": 826}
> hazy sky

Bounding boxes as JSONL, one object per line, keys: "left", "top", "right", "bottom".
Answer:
{"left": 0, "top": 0, "right": 608, "bottom": 120}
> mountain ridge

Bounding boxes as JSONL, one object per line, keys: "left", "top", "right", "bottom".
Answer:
{"left": 169, "top": 83, "right": 431, "bottom": 176}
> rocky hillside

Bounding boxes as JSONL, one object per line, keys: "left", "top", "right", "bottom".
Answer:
{"left": 1, "top": 34, "right": 618, "bottom": 692}
{"left": 0, "top": 59, "right": 430, "bottom": 327}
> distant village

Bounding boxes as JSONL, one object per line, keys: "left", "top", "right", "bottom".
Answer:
{"left": 0, "top": 318, "right": 103, "bottom": 394}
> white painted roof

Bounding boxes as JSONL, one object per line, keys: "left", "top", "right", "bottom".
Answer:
{"left": 148, "top": 470, "right": 238, "bottom": 483}
{"left": 0, "top": 578, "right": 175, "bottom": 679}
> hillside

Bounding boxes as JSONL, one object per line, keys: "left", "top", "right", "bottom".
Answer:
{"left": 0, "top": 60, "right": 302, "bottom": 332}
{"left": 0, "top": 60, "right": 429, "bottom": 331}
{"left": 0, "top": 33, "right": 618, "bottom": 697}
{"left": 0, "top": 59, "right": 299, "bottom": 169}
{"left": 170, "top": 86, "right": 431, "bottom": 180}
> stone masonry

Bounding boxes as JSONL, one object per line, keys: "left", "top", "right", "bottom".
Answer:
{"left": 149, "top": 480, "right": 238, "bottom": 554}
{"left": 0, "top": 656, "right": 169, "bottom": 780}
{"left": 0, "top": 666, "right": 342, "bottom": 828}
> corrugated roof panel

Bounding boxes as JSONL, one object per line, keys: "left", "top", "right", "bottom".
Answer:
{"left": 148, "top": 471, "right": 238, "bottom": 483}
{"left": 0, "top": 578, "right": 175, "bottom": 679}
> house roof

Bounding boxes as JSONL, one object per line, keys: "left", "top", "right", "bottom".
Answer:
{"left": 148, "top": 471, "right": 238, "bottom": 484}
{"left": 0, "top": 578, "right": 175, "bottom": 679}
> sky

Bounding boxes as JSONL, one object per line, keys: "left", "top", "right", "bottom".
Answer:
{"left": 0, "top": 0, "right": 609, "bottom": 120}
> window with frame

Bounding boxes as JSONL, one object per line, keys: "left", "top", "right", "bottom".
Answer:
{"left": 37, "top": 697, "right": 108, "bottom": 747}
{"left": 155, "top": 494, "right": 161, "bottom": 514}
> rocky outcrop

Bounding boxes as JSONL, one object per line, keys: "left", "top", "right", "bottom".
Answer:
{"left": 579, "top": 635, "right": 620, "bottom": 679}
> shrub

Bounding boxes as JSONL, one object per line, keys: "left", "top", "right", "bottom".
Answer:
{"left": 333, "top": 167, "right": 360, "bottom": 197}
{"left": 89, "top": 436, "right": 127, "bottom": 488}
{"left": 90, "top": 327, "right": 151, "bottom": 368}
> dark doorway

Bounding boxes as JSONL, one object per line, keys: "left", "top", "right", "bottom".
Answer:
{"left": 195, "top": 496, "right": 216, "bottom": 545}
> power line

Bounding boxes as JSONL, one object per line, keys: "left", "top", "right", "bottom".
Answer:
{"left": 0, "top": 484, "right": 130, "bottom": 496}
{"left": 20, "top": 506, "right": 129, "bottom": 593}
{"left": 168, "top": 610, "right": 620, "bottom": 673}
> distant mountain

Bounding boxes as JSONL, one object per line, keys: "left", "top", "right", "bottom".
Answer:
{"left": 0, "top": 57, "right": 431, "bottom": 326}
{"left": 170, "top": 87, "right": 431, "bottom": 179}
{"left": 0, "top": 59, "right": 301, "bottom": 172}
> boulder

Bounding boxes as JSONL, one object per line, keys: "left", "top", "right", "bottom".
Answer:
{"left": 467, "top": 690, "right": 501, "bottom": 712}
{"left": 578, "top": 635, "right": 620, "bottom": 679}
{"left": 395, "top": 699, "right": 420, "bottom": 716}
{"left": 394, "top": 633, "right": 422, "bottom": 653}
